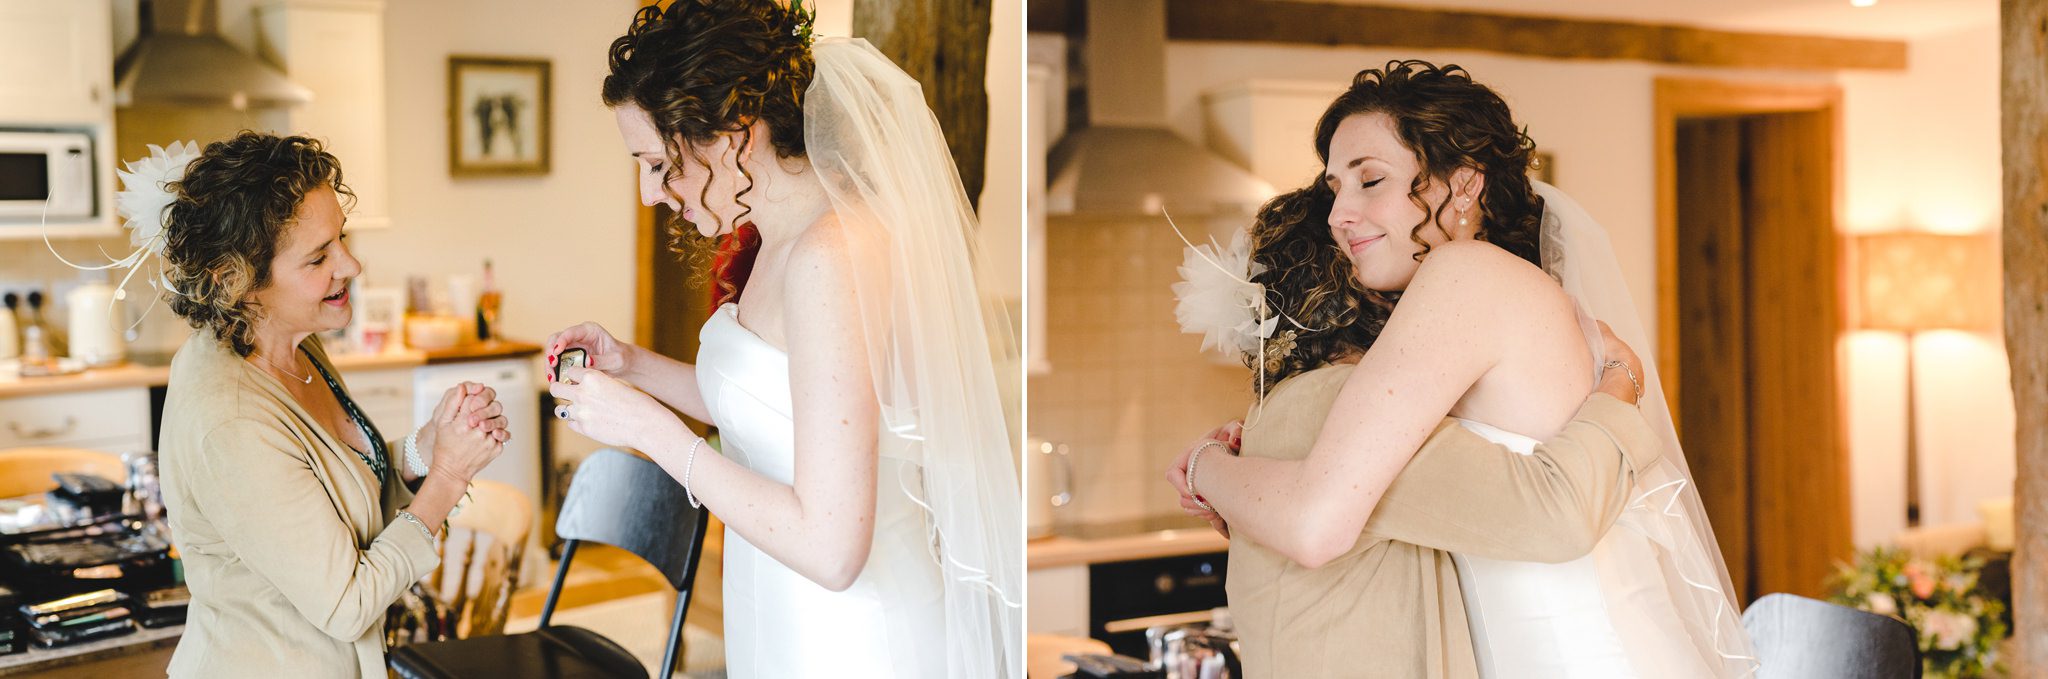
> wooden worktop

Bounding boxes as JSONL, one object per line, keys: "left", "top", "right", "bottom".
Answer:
{"left": 1027, "top": 527, "right": 1229, "bottom": 569}
{"left": 0, "top": 340, "right": 543, "bottom": 399}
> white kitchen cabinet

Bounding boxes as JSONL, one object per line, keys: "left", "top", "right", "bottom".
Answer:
{"left": 0, "top": 0, "right": 114, "bottom": 125}
{"left": 255, "top": 0, "right": 389, "bottom": 229}
{"left": 0, "top": 387, "right": 151, "bottom": 455}
{"left": 1028, "top": 564, "right": 1090, "bottom": 637}
{"left": 0, "top": 0, "right": 119, "bottom": 238}
{"left": 339, "top": 366, "right": 415, "bottom": 441}
{"left": 412, "top": 358, "right": 539, "bottom": 528}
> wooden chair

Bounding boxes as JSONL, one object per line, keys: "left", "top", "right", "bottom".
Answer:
{"left": 0, "top": 447, "right": 126, "bottom": 498}
{"left": 430, "top": 479, "right": 533, "bottom": 639}
{"left": 389, "top": 449, "right": 712, "bottom": 679}
{"left": 1743, "top": 593, "right": 1921, "bottom": 678}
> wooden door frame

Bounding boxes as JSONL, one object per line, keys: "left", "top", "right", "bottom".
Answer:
{"left": 1653, "top": 77, "right": 1846, "bottom": 410}
{"left": 1654, "top": 77, "right": 1852, "bottom": 600}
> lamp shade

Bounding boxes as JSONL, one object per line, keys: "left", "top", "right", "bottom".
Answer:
{"left": 1852, "top": 232, "right": 1999, "bottom": 331}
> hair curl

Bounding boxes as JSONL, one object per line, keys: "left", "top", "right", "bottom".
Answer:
{"left": 1312, "top": 60, "right": 1544, "bottom": 290}
{"left": 162, "top": 132, "right": 353, "bottom": 357}
{"left": 602, "top": 0, "right": 815, "bottom": 302}
{"left": 1246, "top": 183, "right": 1388, "bottom": 387}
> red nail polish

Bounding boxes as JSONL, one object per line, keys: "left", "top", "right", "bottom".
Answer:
{"left": 547, "top": 355, "right": 556, "bottom": 364}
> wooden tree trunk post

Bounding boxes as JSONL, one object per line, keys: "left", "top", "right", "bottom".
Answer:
{"left": 2003, "top": 0, "right": 2048, "bottom": 673}
{"left": 852, "top": 0, "right": 992, "bottom": 208}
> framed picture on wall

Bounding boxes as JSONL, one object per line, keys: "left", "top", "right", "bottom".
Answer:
{"left": 448, "top": 56, "right": 551, "bottom": 176}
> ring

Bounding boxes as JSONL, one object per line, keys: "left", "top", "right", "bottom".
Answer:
{"left": 555, "top": 404, "right": 572, "bottom": 420}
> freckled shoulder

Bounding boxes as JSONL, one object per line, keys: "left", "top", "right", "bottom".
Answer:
{"left": 782, "top": 211, "right": 892, "bottom": 322}
{"left": 1408, "top": 239, "right": 1575, "bottom": 322}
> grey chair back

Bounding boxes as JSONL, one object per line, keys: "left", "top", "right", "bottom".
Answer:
{"left": 541, "top": 448, "right": 711, "bottom": 676}
{"left": 1743, "top": 593, "right": 1921, "bottom": 678}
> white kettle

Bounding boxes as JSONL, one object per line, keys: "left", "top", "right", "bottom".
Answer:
{"left": 66, "top": 282, "right": 126, "bottom": 367}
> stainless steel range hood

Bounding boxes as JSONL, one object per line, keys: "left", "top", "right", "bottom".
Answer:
{"left": 114, "top": 0, "right": 311, "bottom": 109}
{"left": 1045, "top": 0, "right": 1272, "bottom": 217}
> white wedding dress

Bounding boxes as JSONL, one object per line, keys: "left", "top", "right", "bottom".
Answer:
{"left": 697, "top": 303, "right": 949, "bottom": 678}
{"left": 1450, "top": 418, "right": 1725, "bottom": 679}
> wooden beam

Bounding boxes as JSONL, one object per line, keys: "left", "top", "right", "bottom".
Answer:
{"left": 2001, "top": 0, "right": 2048, "bottom": 673}
{"left": 1143, "top": 1, "right": 1907, "bottom": 72}
{"left": 854, "top": 0, "right": 992, "bottom": 208}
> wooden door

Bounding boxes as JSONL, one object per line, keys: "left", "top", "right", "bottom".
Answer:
{"left": 1663, "top": 79, "right": 1850, "bottom": 603}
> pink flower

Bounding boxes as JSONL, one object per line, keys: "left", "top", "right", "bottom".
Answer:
{"left": 1905, "top": 561, "right": 1937, "bottom": 600}
{"left": 1921, "top": 609, "right": 1978, "bottom": 651}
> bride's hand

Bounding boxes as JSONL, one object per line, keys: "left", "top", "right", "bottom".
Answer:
{"left": 544, "top": 322, "right": 637, "bottom": 381}
{"left": 548, "top": 365, "right": 676, "bottom": 452}
{"left": 1595, "top": 321, "right": 1645, "bottom": 405}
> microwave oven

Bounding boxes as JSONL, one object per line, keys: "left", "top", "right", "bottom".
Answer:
{"left": 0, "top": 130, "right": 96, "bottom": 223}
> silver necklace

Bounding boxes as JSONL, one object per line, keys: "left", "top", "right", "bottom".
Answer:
{"left": 254, "top": 348, "right": 315, "bottom": 385}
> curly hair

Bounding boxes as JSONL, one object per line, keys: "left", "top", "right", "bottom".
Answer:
{"left": 602, "top": 0, "right": 815, "bottom": 302}
{"left": 1246, "top": 183, "right": 1389, "bottom": 387}
{"left": 162, "top": 132, "right": 354, "bottom": 357}
{"left": 1312, "top": 60, "right": 1544, "bottom": 283}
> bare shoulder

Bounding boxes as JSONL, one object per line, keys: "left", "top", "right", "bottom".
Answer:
{"left": 1405, "top": 239, "right": 1572, "bottom": 321}
{"left": 782, "top": 212, "right": 885, "bottom": 338}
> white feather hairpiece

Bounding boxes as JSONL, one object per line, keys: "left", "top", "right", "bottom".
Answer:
{"left": 1166, "top": 209, "right": 1320, "bottom": 412}
{"left": 1169, "top": 212, "right": 1272, "bottom": 360}
{"left": 43, "top": 141, "right": 199, "bottom": 332}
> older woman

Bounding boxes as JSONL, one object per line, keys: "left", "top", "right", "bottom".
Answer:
{"left": 155, "top": 132, "right": 510, "bottom": 678}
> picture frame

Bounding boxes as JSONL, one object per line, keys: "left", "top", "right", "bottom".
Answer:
{"left": 448, "top": 56, "right": 551, "bottom": 176}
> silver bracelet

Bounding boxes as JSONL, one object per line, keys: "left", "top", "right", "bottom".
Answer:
{"left": 404, "top": 428, "right": 429, "bottom": 478}
{"left": 1187, "top": 440, "right": 1226, "bottom": 513}
{"left": 683, "top": 437, "right": 706, "bottom": 509}
{"left": 1603, "top": 359, "right": 1643, "bottom": 406}
{"left": 394, "top": 509, "right": 436, "bottom": 540}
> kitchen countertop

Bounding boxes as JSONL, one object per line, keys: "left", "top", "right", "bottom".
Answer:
{"left": 0, "top": 339, "right": 543, "bottom": 399}
{"left": 1028, "top": 515, "right": 1228, "bottom": 569}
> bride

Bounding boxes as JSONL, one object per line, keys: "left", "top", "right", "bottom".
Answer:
{"left": 542, "top": 2, "right": 1021, "bottom": 677}
{"left": 1175, "top": 61, "right": 1754, "bottom": 677}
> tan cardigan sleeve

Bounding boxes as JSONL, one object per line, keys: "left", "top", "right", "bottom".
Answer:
{"left": 1361, "top": 394, "right": 1664, "bottom": 563}
{"left": 190, "top": 417, "right": 440, "bottom": 641}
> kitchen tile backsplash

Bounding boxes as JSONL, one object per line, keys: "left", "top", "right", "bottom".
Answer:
{"left": 0, "top": 239, "right": 194, "bottom": 356}
{"left": 1028, "top": 216, "right": 1251, "bottom": 527}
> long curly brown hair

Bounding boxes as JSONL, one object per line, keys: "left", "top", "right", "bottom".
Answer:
{"left": 1245, "top": 183, "right": 1387, "bottom": 387}
{"left": 1312, "top": 60, "right": 1544, "bottom": 293}
{"left": 162, "top": 132, "right": 354, "bottom": 357}
{"left": 602, "top": 0, "right": 815, "bottom": 302}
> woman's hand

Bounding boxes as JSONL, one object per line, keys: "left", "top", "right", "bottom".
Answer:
{"left": 413, "top": 384, "right": 509, "bottom": 465}
{"left": 426, "top": 382, "right": 506, "bottom": 483}
{"left": 1167, "top": 421, "right": 1243, "bottom": 538}
{"left": 544, "top": 322, "right": 638, "bottom": 382}
{"left": 548, "top": 365, "right": 680, "bottom": 453}
{"left": 1595, "top": 321, "right": 1645, "bottom": 406}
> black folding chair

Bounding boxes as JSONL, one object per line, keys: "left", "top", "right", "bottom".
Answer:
{"left": 1742, "top": 592, "right": 1922, "bottom": 679}
{"left": 390, "top": 449, "right": 713, "bottom": 679}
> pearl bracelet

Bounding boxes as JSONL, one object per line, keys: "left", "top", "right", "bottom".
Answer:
{"left": 404, "top": 428, "right": 429, "bottom": 478}
{"left": 1187, "top": 440, "right": 1226, "bottom": 513}
{"left": 683, "top": 437, "right": 706, "bottom": 509}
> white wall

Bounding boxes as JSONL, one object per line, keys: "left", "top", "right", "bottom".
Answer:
{"left": 1839, "top": 22, "right": 2010, "bottom": 544}
{"left": 1156, "top": 19, "right": 2009, "bottom": 549}
{"left": 349, "top": 0, "right": 640, "bottom": 348}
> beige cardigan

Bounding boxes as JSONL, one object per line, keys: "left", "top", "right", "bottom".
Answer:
{"left": 159, "top": 333, "right": 439, "bottom": 679}
{"left": 1227, "top": 362, "right": 1663, "bottom": 678}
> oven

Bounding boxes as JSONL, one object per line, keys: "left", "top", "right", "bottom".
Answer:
{"left": 1089, "top": 550, "right": 1230, "bottom": 659}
